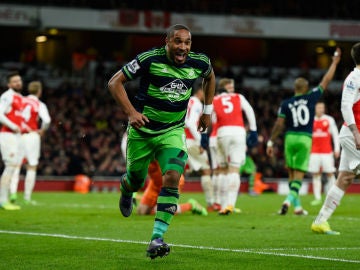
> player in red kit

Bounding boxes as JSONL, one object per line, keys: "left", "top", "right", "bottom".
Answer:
{"left": 0, "top": 72, "right": 24, "bottom": 210}
{"left": 308, "top": 101, "right": 340, "bottom": 206}
{"left": 9, "top": 81, "right": 51, "bottom": 205}
{"left": 213, "top": 78, "right": 258, "bottom": 215}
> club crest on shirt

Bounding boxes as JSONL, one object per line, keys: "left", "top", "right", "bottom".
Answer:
{"left": 160, "top": 79, "right": 188, "bottom": 102}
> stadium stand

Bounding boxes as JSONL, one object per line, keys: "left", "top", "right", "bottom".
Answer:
{"left": 2, "top": 0, "right": 360, "bottom": 20}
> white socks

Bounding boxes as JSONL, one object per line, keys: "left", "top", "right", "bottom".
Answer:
{"left": 212, "top": 174, "right": 221, "bottom": 205}
{"left": 324, "top": 174, "right": 336, "bottom": 194}
{"left": 0, "top": 166, "right": 16, "bottom": 204}
{"left": 219, "top": 174, "right": 229, "bottom": 209}
{"left": 24, "top": 169, "right": 36, "bottom": 201}
{"left": 201, "top": 175, "right": 214, "bottom": 206}
{"left": 219, "top": 173, "right": 240, "bottom": 209}
{"left": 314, "top": 185, "right": 345, "bottom": 224}
{"left": 312, "top": 175, "right": 322, "bottom": 200}
{"left": 227, "top": 173, "right": 240, "bottom": 208}
{"left": 9, "top": 166, "right": 21, "bottom": 195}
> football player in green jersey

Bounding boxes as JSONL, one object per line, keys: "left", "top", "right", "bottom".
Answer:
{"left": 108, "top": 24, "right": 215, "bottom": 259}
{"left": 266, "top": 48, "right": 341, "bottom": 216}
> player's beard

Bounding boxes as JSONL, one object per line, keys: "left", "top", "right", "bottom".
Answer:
{"left": 13, "top": 87, "right": 22, "bottom": 93}
{"left": 13, "top": 86, "right": 22, "bottom": 93}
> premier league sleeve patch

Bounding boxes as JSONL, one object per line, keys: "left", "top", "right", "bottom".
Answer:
{"left": 126, "top": 59, "right": 141, "bottom": 74}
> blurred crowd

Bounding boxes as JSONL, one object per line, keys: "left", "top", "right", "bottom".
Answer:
{"left": 4, "top": 0, "right": 360, "bottom": 20}
{"left": 0, "top": 57, "right": 344, "bottom": 178}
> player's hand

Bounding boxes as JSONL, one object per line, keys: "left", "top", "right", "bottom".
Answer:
{"left": 13, "top": 126, "right": 20, "bottom": 133}
{"left": 334, "top": 151, "right": 340, "bottom": 159}
{"left": 354, "top": 133, "right": 360, "bottom": 150}
{"left": 37, "top": 129, "right": 45, "bottom": 137}
{"left": 266, "top": 146, "right": 274, "bottom": 157}
{"left": 128, "top": 111, "right": 149, "bottom": 129}
{"left": 198, "top": 114, "right": 210, "bottom": 133}
{"left": 332, "top": 47, "right": 341, "bottom": 65}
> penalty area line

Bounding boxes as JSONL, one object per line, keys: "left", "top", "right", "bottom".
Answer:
{"left": 0, "top": 230, "right": 359, "bottom": 264}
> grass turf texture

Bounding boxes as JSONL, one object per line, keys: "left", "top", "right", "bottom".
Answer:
{"left": 1, "top": 192, "right": 360, "bottom": 270}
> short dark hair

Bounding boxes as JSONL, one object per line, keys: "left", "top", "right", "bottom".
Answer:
{"left": 6, "top": 71, "right": 20, "bottom": 83}
{"left": 166, "top": 24, "right": 190, "bottom": 39}
{"left": 351, "top": 43, "right": 360, "bottom": 65}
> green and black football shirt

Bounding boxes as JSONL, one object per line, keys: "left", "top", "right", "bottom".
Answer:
{"left": 121, "top": 46, "right": 212, "bottom": 135}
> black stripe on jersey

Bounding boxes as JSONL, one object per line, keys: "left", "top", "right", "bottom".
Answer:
{"left": 144, "top": 117, "right": 185, "bottom": 131}
{"left": 134, "top": 94, "right": 189, "bottom": 113}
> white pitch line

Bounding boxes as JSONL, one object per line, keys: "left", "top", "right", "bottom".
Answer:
{"left": 1, "top": 230, "right": 359, "bottom": 264}
{"left": 259, "top": 247, "right": 360, "bottom": 251}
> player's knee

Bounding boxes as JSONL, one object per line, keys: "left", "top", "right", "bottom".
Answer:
{"left": 163, "top": 170, "right": 180, "bottom": 188}
{"left": 27, "top": 165, "right": 37, "bottom": 171}
{"left": 2, "top": 164, "right": 16, "bottom": 176}
{"left": 343, "top": 175, "right": 354, "bottom": 187}
{"left": 201, "top": 168, "right": 211, "bottom": 175}
{"left": 337, "top": 172, "right": 354, "bottom": 188}
{"left": 228, "top": 165, "right": 240, "bottom": 173}
{"left": 129, "top": 180, "right": 145, "bottom": 191}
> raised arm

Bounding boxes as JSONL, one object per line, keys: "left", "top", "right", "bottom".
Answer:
{"left": 319, "top": 48, "right": 341, "bottom": 90}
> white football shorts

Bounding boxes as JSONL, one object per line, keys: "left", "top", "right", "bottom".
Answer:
{"left": 19, "top": 132, "right": 41, "bottom": 166}
{"left": 338, "top": 134, "right": 360, "bottom": 174}
{"left": 308, "top": 153, "right": 336, "bottom": 173}
{"left": 217, "top": 134, "right": 246, "bottom": 168}
{"left": 0, "top": 132, "right": 22, "bottom": 165}
{"left": 186, "top": 139, "right": 210, "bottom": 171}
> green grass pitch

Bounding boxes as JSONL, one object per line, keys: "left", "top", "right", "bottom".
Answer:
{"left": 1, "top": 191, "right": 360, "bottom": 270}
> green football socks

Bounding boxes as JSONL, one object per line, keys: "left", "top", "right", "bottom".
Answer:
{"left": 286, "top": 180, "right": 302, "bottom": 206}
{"left": 151, "top": 187, "right": 179, "bottom": 240}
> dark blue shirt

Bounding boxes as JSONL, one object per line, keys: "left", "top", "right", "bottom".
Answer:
{"left": 278, "top": 86, "right": 323, "bottom": 136}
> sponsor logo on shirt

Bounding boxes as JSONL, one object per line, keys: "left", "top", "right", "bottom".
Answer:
{"left": 160, "top": 79, "right": 188, "bottom": 102}
{"left": 313, "top": 129, "right": 328, "bottom": 137}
